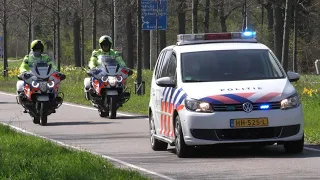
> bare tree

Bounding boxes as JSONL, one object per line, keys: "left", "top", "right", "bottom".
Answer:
{"left": 281, "top": 0, "right": 293, "bottom": 72}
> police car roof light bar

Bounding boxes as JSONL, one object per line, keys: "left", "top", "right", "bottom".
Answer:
{"left": 177, "top": 31, "right": 257, "bottom": 43}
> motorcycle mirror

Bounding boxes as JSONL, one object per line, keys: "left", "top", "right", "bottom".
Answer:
{"left": 60, "top": 74, "right": 66, "bottom": 80}
{"left": 128, "top": 69, "right": 133, "bottom": 76}
{"left": 87, "top": 71, "right": 93, "bottom": 77}
{"left": 17, "top": 75, "right": 23, "bottom": 80}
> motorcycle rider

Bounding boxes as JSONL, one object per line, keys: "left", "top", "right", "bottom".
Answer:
{"left": 16, "top": 40, "right": 60, "bottom": 113}
{"left": 84, "top": 35, "right": 128, "bottom": 99}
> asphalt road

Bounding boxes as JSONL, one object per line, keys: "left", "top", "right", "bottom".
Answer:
{"left": 1, "top": 92, "right": 320, "bottom": 180}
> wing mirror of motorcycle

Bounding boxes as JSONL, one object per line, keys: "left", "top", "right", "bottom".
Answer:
{"left": 128, "top": 69, "right": 133, "bottom": 76}
{"left": 60, "top": 73, "right": 66, "bottom": 80}
{"left": 87, "top": 70, "right": 93, "bottom": 77}
{"left": 17, "top": 74, "right": 23, "bottom": 80}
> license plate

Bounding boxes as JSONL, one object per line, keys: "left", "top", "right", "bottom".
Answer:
{"left": 230, "top": 118, "right": 268, "bottom": 128}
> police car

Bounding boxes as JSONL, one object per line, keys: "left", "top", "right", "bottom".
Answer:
{"left": 148, "top": 31, "right": 304, "bottom": 158}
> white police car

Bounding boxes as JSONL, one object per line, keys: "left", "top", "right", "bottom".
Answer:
{"left": 148, "top": 31, "right": 304, "bottom": 158}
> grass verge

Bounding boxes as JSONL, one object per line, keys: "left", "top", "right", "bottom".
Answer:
{"left": 1, "top": 61, "right": 320, "bottom": 144}
{"left": 0, "top": 123, "right": 149, "bottom": 179}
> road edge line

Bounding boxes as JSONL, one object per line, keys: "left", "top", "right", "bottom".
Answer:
{"left": 0, "top": 121, "right": 175, "bottom": 180}
{"left": 0, "top": 91, "right": 148, "bottom": 119}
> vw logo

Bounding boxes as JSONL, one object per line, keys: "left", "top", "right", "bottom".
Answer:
{"left": 242, "top": 102, "right": 253, "bottom": 113}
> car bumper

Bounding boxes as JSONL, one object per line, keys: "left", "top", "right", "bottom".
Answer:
{"left": 179, "top": 105, "right": 304, "bottom": 146}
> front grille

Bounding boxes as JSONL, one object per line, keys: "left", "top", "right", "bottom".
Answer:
{"left": 190, "top": 125, "right": 300, "bottom": 141}
{"left": 212, "top": 102, "right": 281, "bottom": 112}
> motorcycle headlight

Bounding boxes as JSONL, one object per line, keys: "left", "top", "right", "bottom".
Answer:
{"left": 117, "top": 76, "right": 123, "bottom": 82}
{"left": 185, "top": 98, "right": 213, "bottom": 113}
{"left": 108, "top": 76, "right": 117, "bottom": 86}
{"left": 47, "top": 81, "right": 55, "bottom": 88}
{"left": 101, "top": 76, "right": 108, "bottom": 82}
{"left": 280, "top": 94, "right": 300, "bottom": 110}
{"left": 31, "top": 81, "right": 39, "bottom": 88}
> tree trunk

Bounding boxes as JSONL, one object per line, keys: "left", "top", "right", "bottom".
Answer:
{"left": 81, "top": 0, "right": 84, "bottom": 67}
{"left": 53, "top": 15, "right": 56, "bottom": 61}
{"left": 293, "top": 3, "right": 297, "bottom": 72}
{"left": 73, "top": 12, "right": 81, "bottom": 67}
{"left": 126, "top": 12, "right": 134, "bottom": 69}
{"left": 3, "top": 0, "right": 8, "bottom": 76}
{"left": 27, "top": 0, "right": 33, "bottom": 53}
{"left": 92, "top": 0, "right": 97, "bottom": 50}
{"left": 204, "top": 0, "right": 210, "bottom": 33}
{"left": 273, "top": 1, "right": 284, "bottom": 60}
{"left": 218, "top": 1, "right": 227, "bottom": 32}
{"left": 281, "top": 0, "right": 293, "bottom": 72}
{"left": 177, "top": 0, "right": 186, "bottom": 34}
{"left": 111, "top": 1, "right": 114, "bottom": 46}
{"left": 143, "top": 31, "right": 150, "bottom": 69}
{"left": 57, "top": 0, "right": 61, "bottom": 71}
{"left": 192, "top": 0, "right": 198, "bottom": 33}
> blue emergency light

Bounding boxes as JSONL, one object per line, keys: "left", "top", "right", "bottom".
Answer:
{"left": 177, "top": 31, "right": 257, "bottom": 43}
{"left": 259, "top": 104, "right": 270, "bottom": 110}
{"left": 243, "top": 31, "right": 256, "bottom": 37}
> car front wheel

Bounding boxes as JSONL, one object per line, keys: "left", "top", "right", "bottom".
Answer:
{"left": 175, "top": 115, "right": 192, "bottom": 158}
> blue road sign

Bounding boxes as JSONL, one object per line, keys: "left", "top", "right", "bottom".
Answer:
{"left": 141, "top": 0, "right": 167, "bottom": 30}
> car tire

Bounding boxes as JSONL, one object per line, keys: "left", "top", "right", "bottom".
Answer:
{"left": 175, "top": 115, "right": 191, "bottom": 158}
{"left": 284, "top": 134, "right": 304, "bottom": 154}
{"left": 149, "top": 112, "right": 168, "bottom": 151}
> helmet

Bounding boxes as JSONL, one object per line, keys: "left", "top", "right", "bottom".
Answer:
{"left": 30, "top": 40, "right": 44, "bottom": 52}
{"left": 99, "top": 35, "right": 113, "bottom": 48}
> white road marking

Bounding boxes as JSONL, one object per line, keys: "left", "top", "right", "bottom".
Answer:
{"left": 0, "top": 91, "right": 148, "bottom": 119}
{"left": 0, "top": 121, "right": 175, "bottom": 180}
{"left": 1, "top": 90, "right": 320, "bottom": 178}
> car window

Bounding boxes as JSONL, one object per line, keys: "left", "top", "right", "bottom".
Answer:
{"left": 180, "top": 49, "right": 285, "bottom": 82}
{"left": 154, "top": 51, "right": 165, "bottom": 79}
{"left": 166, "top": 53, "right": 177, "bottom": 78}
{"left": 159, "top": 50, "right": 173, "bottom": 78}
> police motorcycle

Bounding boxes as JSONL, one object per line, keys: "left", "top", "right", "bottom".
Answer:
{"left": 85, "top": 55, "right": 133, "bottom": 119}
{"left": 16, "top": 60, "right": 66, "bottom": 126}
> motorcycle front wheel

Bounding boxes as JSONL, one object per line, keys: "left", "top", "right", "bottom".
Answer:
{"left": 40, "top": 102, "right": 48, "bottom": 126}
{"left": 109, "top": 96, "right": 118, "bottom": 119}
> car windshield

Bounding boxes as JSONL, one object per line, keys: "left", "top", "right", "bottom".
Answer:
{"left": 181, "top": 49, "right": 285, "bottom": 82}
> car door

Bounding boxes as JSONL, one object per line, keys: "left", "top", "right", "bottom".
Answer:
{"left": 155, "top": 50, "right": 174, "bottom": 137}
{"left": 151, "top": 50, "right": 166, "bottom": 135}
{"left": 162, "top": 52, "right": 177, "bottom": 138}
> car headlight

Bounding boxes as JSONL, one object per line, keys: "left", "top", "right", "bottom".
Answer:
{"left": 185, "top": 98, "right": 213, "bottom": 113}
{"left": 108, "top": 76, "right": 117, "bottom": 86}
{"left": 280, "top": 94, "right": 300, "bottom": 110}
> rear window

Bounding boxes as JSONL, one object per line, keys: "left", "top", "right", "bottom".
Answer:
{"left": 181, "top": 49, "right": 285, "bottom": 82}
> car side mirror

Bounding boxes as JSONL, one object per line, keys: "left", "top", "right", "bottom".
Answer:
{"left": 156, "top": 77, "right": 176, "bottom": 87}
{"left": 287, "top": 71, "right": 300, "bottom": 82}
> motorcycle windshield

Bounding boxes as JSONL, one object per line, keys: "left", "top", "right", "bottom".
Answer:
{"left": 98, "top": 55, "right": 120, "bottom": 75}
{"left": 31, "top": 60, "right": 53, "bottom": 79}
